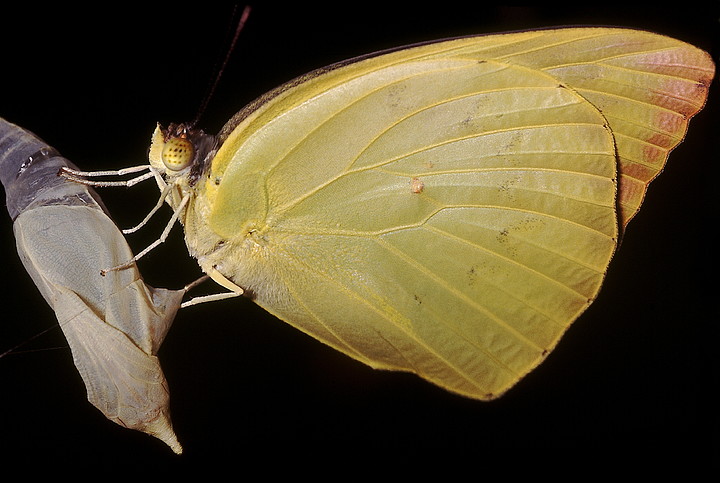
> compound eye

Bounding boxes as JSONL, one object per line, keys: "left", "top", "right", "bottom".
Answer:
{"left": 161, "top": 137, "right": 194, "bottom": 171}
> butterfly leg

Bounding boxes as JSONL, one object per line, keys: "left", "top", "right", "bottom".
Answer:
{"left": 179, "top": 272, "right": 244, "bottom": 308}
{"left": 59, "top": 165, "right": 155, "bottom": 187}
{"left": 180, "top": 291, "right": 241, "bottom": 308}
{"left": 100, "top": 193, "right": 190, "bottom": 275}
{"left": 61, "top": 165, "right": 171, "bottom": 232}
{"left": 122, "top": 184, "right": 172, "bottom": 234}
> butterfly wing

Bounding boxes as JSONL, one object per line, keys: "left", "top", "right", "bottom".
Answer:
{"left": 191, "top": 28, "right": 712, "bottom": 399}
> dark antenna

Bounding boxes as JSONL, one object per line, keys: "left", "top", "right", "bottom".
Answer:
{"left": 192, "top": 5, "right": 252, "bottom": 127}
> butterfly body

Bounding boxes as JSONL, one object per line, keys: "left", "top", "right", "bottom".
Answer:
{"left": 147, "top": 27, "right": 713, "bottom": 399}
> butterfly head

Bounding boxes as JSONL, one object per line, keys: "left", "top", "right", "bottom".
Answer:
{"left": 149, "top": 122, "right": 218, "bottom": 185}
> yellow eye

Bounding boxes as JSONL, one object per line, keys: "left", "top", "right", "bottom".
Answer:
{"left": 161, "top": 137, "right": 194, "bottom": 171}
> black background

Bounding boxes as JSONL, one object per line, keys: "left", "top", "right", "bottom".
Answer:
{"left": 1, "top": 5, "right": 717, "bottom": 470}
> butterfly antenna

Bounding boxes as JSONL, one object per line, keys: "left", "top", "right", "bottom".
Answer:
{"left": 192, "top": 5, "right": 252, "bottom": 127}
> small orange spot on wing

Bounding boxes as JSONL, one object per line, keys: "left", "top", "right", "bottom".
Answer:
{"left": 410, "top": 177, "right": 424, "bottom": 194}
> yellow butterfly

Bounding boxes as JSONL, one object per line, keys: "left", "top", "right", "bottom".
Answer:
{"left": 66, "top": 26, "right": 714, "bottom": 401}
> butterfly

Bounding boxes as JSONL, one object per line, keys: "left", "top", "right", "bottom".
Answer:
{"left": 62, "top": 26, "right": 714, "bottom": 402}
